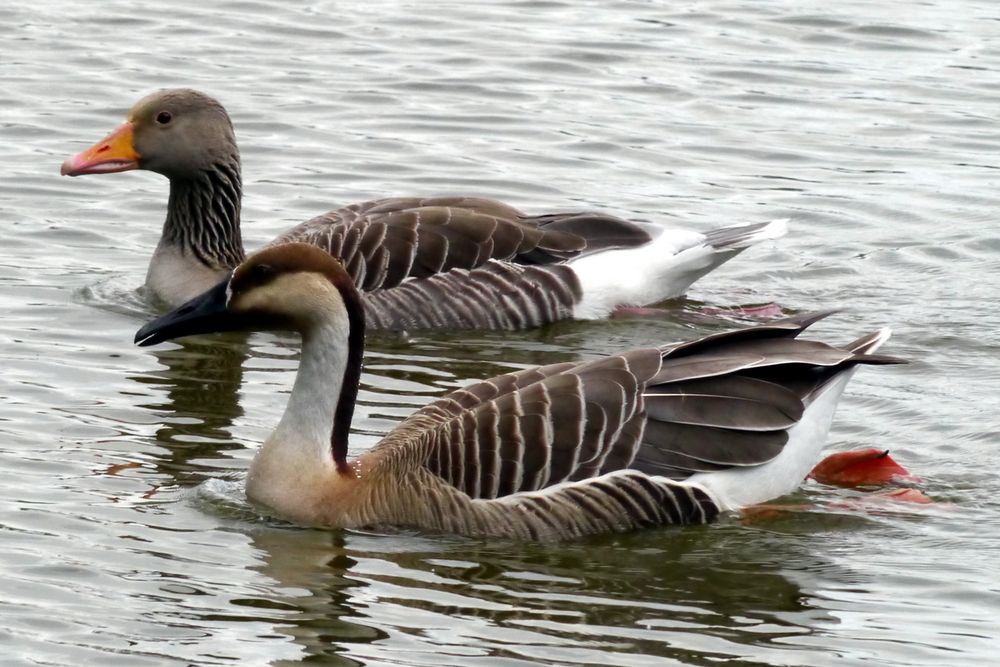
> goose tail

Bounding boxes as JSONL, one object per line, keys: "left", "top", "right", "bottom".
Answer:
{"left": 569, "top": 218, "right": 788, "bottom": 320}
{"left": 703, "top": 218, "right": 789, "bottom": 250}
{"left": 847, "top": 326, "right": 892, "bottom": 355}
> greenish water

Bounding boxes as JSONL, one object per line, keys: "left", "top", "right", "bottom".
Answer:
{"left": 2, "top": 1, "right": 998, "bottom": 664}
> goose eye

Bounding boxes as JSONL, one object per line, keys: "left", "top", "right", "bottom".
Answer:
{"left": 232, "top": 263, "right": 276, "bottom": 294}
{"left": 155, "top": 111, "right": 173, "bottom": 125}
{"left": 250, "top": 263, "right": 275, "bottom": 281}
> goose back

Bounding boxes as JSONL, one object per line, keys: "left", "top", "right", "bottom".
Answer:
{"left": 357, "top": 312, "right": 902, "bottom": 539}
{"left": 271, "top": 196, "right": 652, "bottom": 292}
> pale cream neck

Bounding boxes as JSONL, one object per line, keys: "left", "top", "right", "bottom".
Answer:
{"left": 244, "top": 311, "right": 352, "bottom": 521}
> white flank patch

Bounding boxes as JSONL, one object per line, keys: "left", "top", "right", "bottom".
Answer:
{"left": 684, "top": 369, "right": 859, "bottom": 511}
{"left": 568, "top": 219, "right": 788, "bottom": 320}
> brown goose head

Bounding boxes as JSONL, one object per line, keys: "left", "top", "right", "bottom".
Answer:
{"left": 136, "top": 243, "right": 367, "bottom": 473}
{"left": 135, "top": 243, "right": 366, "bottom": 346}
{"left": 61, "top": 88, "right": 239, "bottom": 180}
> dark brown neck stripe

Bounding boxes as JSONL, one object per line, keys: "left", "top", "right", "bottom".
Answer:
{"left": 329, "top": 265, "right": 366, "bottom": 474}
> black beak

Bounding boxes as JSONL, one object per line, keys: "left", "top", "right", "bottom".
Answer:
{"left": 135, "top": 279, "right": 237, "bottom": 346}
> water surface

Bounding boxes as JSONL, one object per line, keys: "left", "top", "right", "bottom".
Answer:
{"left": 2, "top": 1, "right": 999, "bottom": 665}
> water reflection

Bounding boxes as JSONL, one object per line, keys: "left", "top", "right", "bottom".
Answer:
{"left": 128, "top": 336, "right": 250, "bottom": 484}
{"left": 239, "top": 522, "right": 854, "bottom": 665}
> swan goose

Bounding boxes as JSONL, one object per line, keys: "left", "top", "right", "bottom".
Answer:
{"left": 134, "top": 243, "right": 903, "bottom": 540}
{"left": 64, "top": 88, "right": 787, "bottom": 330}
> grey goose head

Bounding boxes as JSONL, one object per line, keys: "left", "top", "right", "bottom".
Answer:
{"left": 61, "top": 88, "right": 238, "bottom": 180}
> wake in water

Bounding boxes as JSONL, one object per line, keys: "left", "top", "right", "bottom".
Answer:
{"left": 75, "top": 273, "right": 158, "bottom": 320}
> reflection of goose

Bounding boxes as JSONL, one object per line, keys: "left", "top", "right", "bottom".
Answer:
{"left": 241, "top": 524, "right": 831, "bottom": 664}
{"left": 135, "top": 244, "right": 901, "bottom": 540}
{"left": 63, "top": 88, "right": 786, "bottom": 329}
{"left": 130, "top": 338, "right": 250, "bottom": 484}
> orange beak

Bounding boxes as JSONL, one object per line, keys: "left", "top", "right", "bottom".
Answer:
{"left": 61, "top": 121, "right": 140, "bottom": 176}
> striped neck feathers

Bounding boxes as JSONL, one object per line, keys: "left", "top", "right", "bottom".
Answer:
{"left": 163, "top": 158, "right": 246, "bottom": 271}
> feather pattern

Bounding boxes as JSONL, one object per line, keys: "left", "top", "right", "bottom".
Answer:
{"left": 162, "top": 161, "right": 245, "bottom": 271}
{"left": 351, "top": 311, "right": 903, "bottom": 539}
{"left": 363, "top": 261, "right": 583, "bottom": 331}
{"left": 369, "top": 468, "right": 721, "bottom": 541}
{"left": 135, "top": 244, "right": 904, "bottom": 540}
{"left": 65, "top": 89, "right": 787, "bottom": 326}
{"left": 272, "top": 196, "right": 650, "bottom": 292}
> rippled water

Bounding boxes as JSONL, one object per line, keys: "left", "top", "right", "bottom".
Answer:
{"left": 3, "top": 1, "right": 999, "bottom": 664}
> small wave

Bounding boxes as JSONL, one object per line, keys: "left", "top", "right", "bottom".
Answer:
{"left": 188, "top": 477, "right": 268, "bottom": 523}
{"left": 75, "top": 273, "right": 158, "bottom": 320}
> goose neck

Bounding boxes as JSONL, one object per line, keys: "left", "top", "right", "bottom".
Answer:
{"left": 268, "top": 308, "right": 362, "bottom": 473}
{"left": 162, "top": 160, "right": 246, "bottom": 271}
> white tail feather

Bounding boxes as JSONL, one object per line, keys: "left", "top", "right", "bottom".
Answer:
{"left": 569, "top": 219, "right": 789, "bottom": 320}
{"left": 853, "top": 326, "right": 892, "bottom": 354}
{"left": 685, "top": 369, "right": 856, "bottom": 511}
{"left": 743, "top": 217, "right": 788, "bottom": 244}
{"left": 682, "top": 326, "right": 891, "bottom": 511}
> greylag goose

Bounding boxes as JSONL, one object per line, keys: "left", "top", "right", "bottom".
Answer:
{"left": 64, "top": 88, "right": 787, "bottom": 330}
{"left": 134, "top": 243, "right": 903, "bottom": 540}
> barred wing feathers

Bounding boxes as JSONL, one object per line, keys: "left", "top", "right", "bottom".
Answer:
{"left": 367, "top": 347, "right": 721, "bottom": 539}
{"left": 360, "top": 312, "right": 902, "bottom": 539}
{"left": 272, "top": 196, "right": 651, "bottom": 292}
{"left": 362, "top": 261, "right": 582, "bottom": 331}
{"left": 374, "top": 348, "right": 663, "bottom": 500}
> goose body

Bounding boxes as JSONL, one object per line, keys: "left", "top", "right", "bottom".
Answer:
{"left": 64, "top": 88, "right": 787, "bottom": 329}
{"left": 135, "top": 244, "right": 902, "bottom": 541}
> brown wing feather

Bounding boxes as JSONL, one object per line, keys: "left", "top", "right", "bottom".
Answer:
{"left": 377, "top": 313, "right": 904, "bottom": 491}
{"left": 362, "top": 262, "right": 582, "bottom": 331}
{"left": 362, "top": 313, "right": 902, "bottom": 539}
{"left": 375, "top": 348, "right": 663, "bottom": 500}
{"left": 631, "top": 313, "right": 905, "bottom": 479}
{"left": 271, "top": 196, "right": 652, "bottom": 292}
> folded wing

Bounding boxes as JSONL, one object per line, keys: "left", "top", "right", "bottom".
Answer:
{"left": 374, "top": 347, "right": 663, "bottom": 500}
{"left": 272, "top": 196, "right": 651, "bottom": 292}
